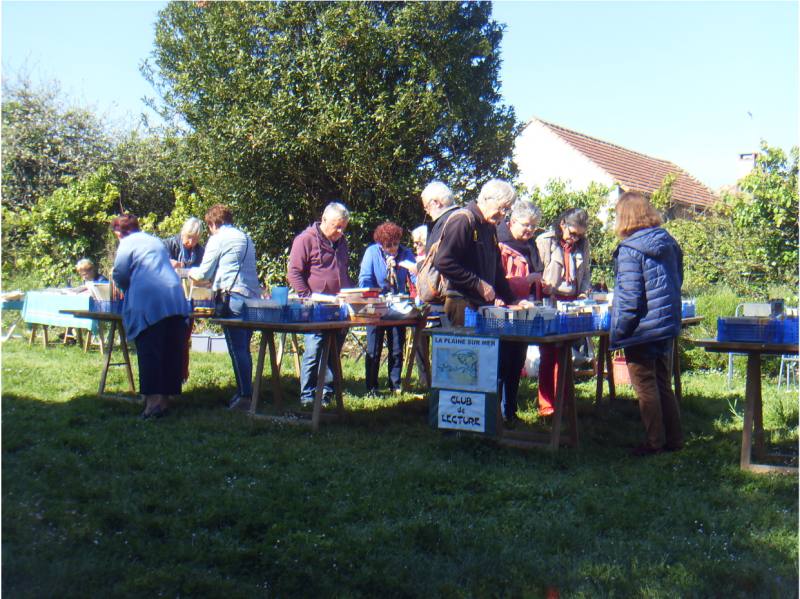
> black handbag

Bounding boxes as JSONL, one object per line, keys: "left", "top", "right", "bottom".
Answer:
{"left": 213, "top": 238, "right": 248, "bottom": 317}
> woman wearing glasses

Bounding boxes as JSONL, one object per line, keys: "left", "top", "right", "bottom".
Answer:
{"left": 496, "top": 200, "right": 544, "bottom": 421}
{"left": 535, "top": 207, "right": 592, "bottom": 418}
{"left": 358, "top": 221, "right": 417, "bottom": 395}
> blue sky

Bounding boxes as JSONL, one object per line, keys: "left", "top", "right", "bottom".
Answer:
{"left": 2, "top": 1, "right": 798, "bottom": 190}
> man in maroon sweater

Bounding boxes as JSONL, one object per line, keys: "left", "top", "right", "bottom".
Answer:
{"left": 288, "top": 202, "right": 352, "bottom": 404}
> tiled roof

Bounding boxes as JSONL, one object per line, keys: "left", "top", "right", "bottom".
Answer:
{"left": 529, "top": 118, "right": 718, "bottom": 208}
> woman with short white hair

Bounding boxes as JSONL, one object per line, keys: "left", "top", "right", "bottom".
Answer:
{"left": 163, "top": 217, "right": 206, "bottom": 268}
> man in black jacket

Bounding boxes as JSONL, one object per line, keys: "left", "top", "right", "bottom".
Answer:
{"left": 434, "top": 179, "right": 522, "bottom": 327}
{"left": 421, "top": 181, "right": 459, "bottom": 252}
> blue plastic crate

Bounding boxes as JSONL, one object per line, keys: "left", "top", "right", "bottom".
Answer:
{"left": 464, "top": 308, "right": 478, "bottom": 328}
{"left": 475, "top": 314, "right": 560, "bottom": 337}
{"left": 558, "top": 313, "right": 593, "bottom": 334}
{"left": 717, "top": 317, "right": 781, "bottom": 343}
{"left": 313, "top": 304, "right": 345, "bottom": 322}
{"left": 191, "top": 298, "right": 215, "bottom": 311}
{"left": 781, "top": 317, "right": 799, "bottom": 344}
{"left": 592, "top": 312, "right": 610, "bottom": 331}
{"left": 242, "top": 306, "right": 287, "bottom": 323}
{"left": 89, "top": 299, "right": 123, "bottom": 314}
{"left": 287, "top": 305, "right": 312, "bottom": 323}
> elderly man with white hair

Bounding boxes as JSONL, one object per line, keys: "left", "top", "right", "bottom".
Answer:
{"left": 434, "top": 179, "right": 528, "bottom": 327}
{"left": 163, "top": 217, "right": 206, "bottom": 268}
{"left": 288, "top": 202, "right": 353, "bottom": 405}
{"left": 420, "top": 181, "right": 459, "bottom": 252}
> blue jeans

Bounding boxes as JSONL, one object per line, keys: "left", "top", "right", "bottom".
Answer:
{"left": 300, "top": 331, "right": 346, "bottom": 402}
{"left": 223, "top": 292, "right": 253, "bottom": 396}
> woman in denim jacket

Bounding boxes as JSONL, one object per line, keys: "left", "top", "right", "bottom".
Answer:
{"left": 189, "top": 205, "right": 261, "bottom": 412}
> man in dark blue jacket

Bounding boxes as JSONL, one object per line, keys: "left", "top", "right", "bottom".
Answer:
{"left": 610, "top": 191, "right": 684, "bottom": 456}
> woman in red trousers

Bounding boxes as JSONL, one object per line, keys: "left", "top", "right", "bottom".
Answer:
{"left": 534, "top": 208, "right": 591, "bottom": 417}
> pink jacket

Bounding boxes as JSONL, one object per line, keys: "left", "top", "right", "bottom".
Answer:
{"left": 288, "top": 223, "right": 352, "bottom": 297}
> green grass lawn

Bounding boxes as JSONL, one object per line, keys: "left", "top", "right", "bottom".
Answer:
{"left": 2, "top": 337, "right": 798, "bottom": 598}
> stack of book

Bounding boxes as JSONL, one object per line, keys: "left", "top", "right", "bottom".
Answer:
{"left": 337, "top": 288, "right": 387, "bottom": 321}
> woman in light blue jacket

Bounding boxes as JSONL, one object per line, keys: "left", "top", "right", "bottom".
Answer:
{"left": 111, "top": 214, "right": 189, "bottom": 419}
{"left": 189, "top": 205, "right": 261, "bottom": 412}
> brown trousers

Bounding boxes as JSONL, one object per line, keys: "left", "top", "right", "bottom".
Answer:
{"left": 444, "top": 298, "right": 472, "bottom": 328}
{"left": 624, "top": 342, "right": 684, "bottom": 450}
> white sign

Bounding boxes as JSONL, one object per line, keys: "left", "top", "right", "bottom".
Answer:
{"left": 431, "top": 334, "right": 498, "bottom": 393}
{"left": 438, "top": 390, "right": 486, "bottom": 432}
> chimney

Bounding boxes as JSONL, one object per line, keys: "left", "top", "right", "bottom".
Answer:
{"left": 737, "top": 152, "right": 759, "bottom": 180}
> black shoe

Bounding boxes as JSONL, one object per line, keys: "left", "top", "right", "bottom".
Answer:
{"left": 228, "top": 395, "right": 252, "bottom": 412}
{"left": 628, "top": 443, "right": 662, "bottom": 456}
{"left": 141, "top": 406, "right": 165, "bottom": 420}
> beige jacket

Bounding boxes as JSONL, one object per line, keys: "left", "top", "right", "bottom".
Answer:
{"left": 535, "top": 229, "right": 591, "bottom": 297}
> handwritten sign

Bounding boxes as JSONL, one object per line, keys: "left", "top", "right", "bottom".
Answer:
{"left": 437, "top": 390, "right": 486, "bottom": 433}
{"left": 431, "top": 334, "right": 498, "bottom": 393}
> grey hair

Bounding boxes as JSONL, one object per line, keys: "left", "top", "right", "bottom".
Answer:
{"left": 322, "top": 202, "right": 350, "bottom": 222}
{"left": 411, "top": 225, "right": 428, "bottom": 244}
{"left": 181, "top": 217, "right": 204, "bottom": 236}
{"left": 477, "top": 179, "right": 517, "bottom": 206}
{"left": 421, "top": 181, "right": 455, "bottom": 208}
{"left": 510, "top": 200, "right": 542, "bottom": 224}
{"left": 75, "top": 258, "right": 95, "bottom": 271}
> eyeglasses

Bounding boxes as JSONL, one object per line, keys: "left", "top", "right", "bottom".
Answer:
{"left": 564, "top": 227, "right": 584, "bottom": 239}
{"left": 512, "top": 219, "right": 536, "bottom": 230}
{"left": 488, "top": 197, "right": 512, "bottom": 216}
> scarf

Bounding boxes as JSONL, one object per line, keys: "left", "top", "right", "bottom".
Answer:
{"left": 381, "top": 247, "right": 399, "bottom": 293}
{"left": 561, "top": 240, "right": 575, "bottom": 284}
{"left": 178, "top": 244, "right": 196, "bottom": 268}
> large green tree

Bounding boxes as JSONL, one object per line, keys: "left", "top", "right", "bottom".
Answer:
{"left": 144, "top": 0, "right": 519, "bottom": 266}
{"left": 1, "top": 67, "right": 114, "bottom": 210}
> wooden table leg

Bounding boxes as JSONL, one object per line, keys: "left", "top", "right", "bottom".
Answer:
{"left": 496, "top": 378, "right": 504, "bottom": 437}
{"left": 595, "top": 336, "right": 609, "bottom": 408}
{"left": 117, "top": 325, "right": 136, "bottom": 393}
{"left": 29, "top": 323, "right": 37, "bottom": 346}
{"left": 753, "top": 358, "right": 765, "bottom": 461}
{"left": 402, "top": 320, "right": 426, "bottom": 393}
{"left": 740, "top": 352, "right": 761, "bottom": 470}
{"left": 550, "top": 343, "right": 569, "bottom": 451}
{"left": 267, "top": 332, "right": 283, "bottom": 413}
{"left": 311, "top": 332, "right": 333, "bottom": 432}
{"left": 98, "top": 322, "right": 118, "bottom": 395}
{"left": 291, "top": 333, "right": 301, "bottom": 378}
{"left": 672, "top": 338, "right": 683, "bottom": 404}
{"left": 566, "top": 352, "right": 579, "bottom": 448}
{"left": 276, "top": 332, "right": 287, "bottom": 368}
{"left": 42, "top": 325, "right": 49, "bottom": 349}
{"left": 250, "top": 331, "right": 269, "bottom": 416}
{"left": 606, "top": 347, "right": 616, "bottom": 402}
{"left": 98, "top": 322, "right": 106, "bottom": 354}
{"left": 423, "top": 337, "right": 432, "bottom": 388}
{"left": 330, "top": 334, "right": 346, "bottom": 423}
{"left": 422, "top": 336, "right": 433, "bottom": 389}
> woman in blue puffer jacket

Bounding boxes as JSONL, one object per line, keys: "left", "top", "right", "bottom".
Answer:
{"left": 610, "top": 191, "right": 684, "bottom": 456}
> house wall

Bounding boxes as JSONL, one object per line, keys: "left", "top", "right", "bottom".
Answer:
{"left": 514, "top": 120, "right": 616, "bottom": 194}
